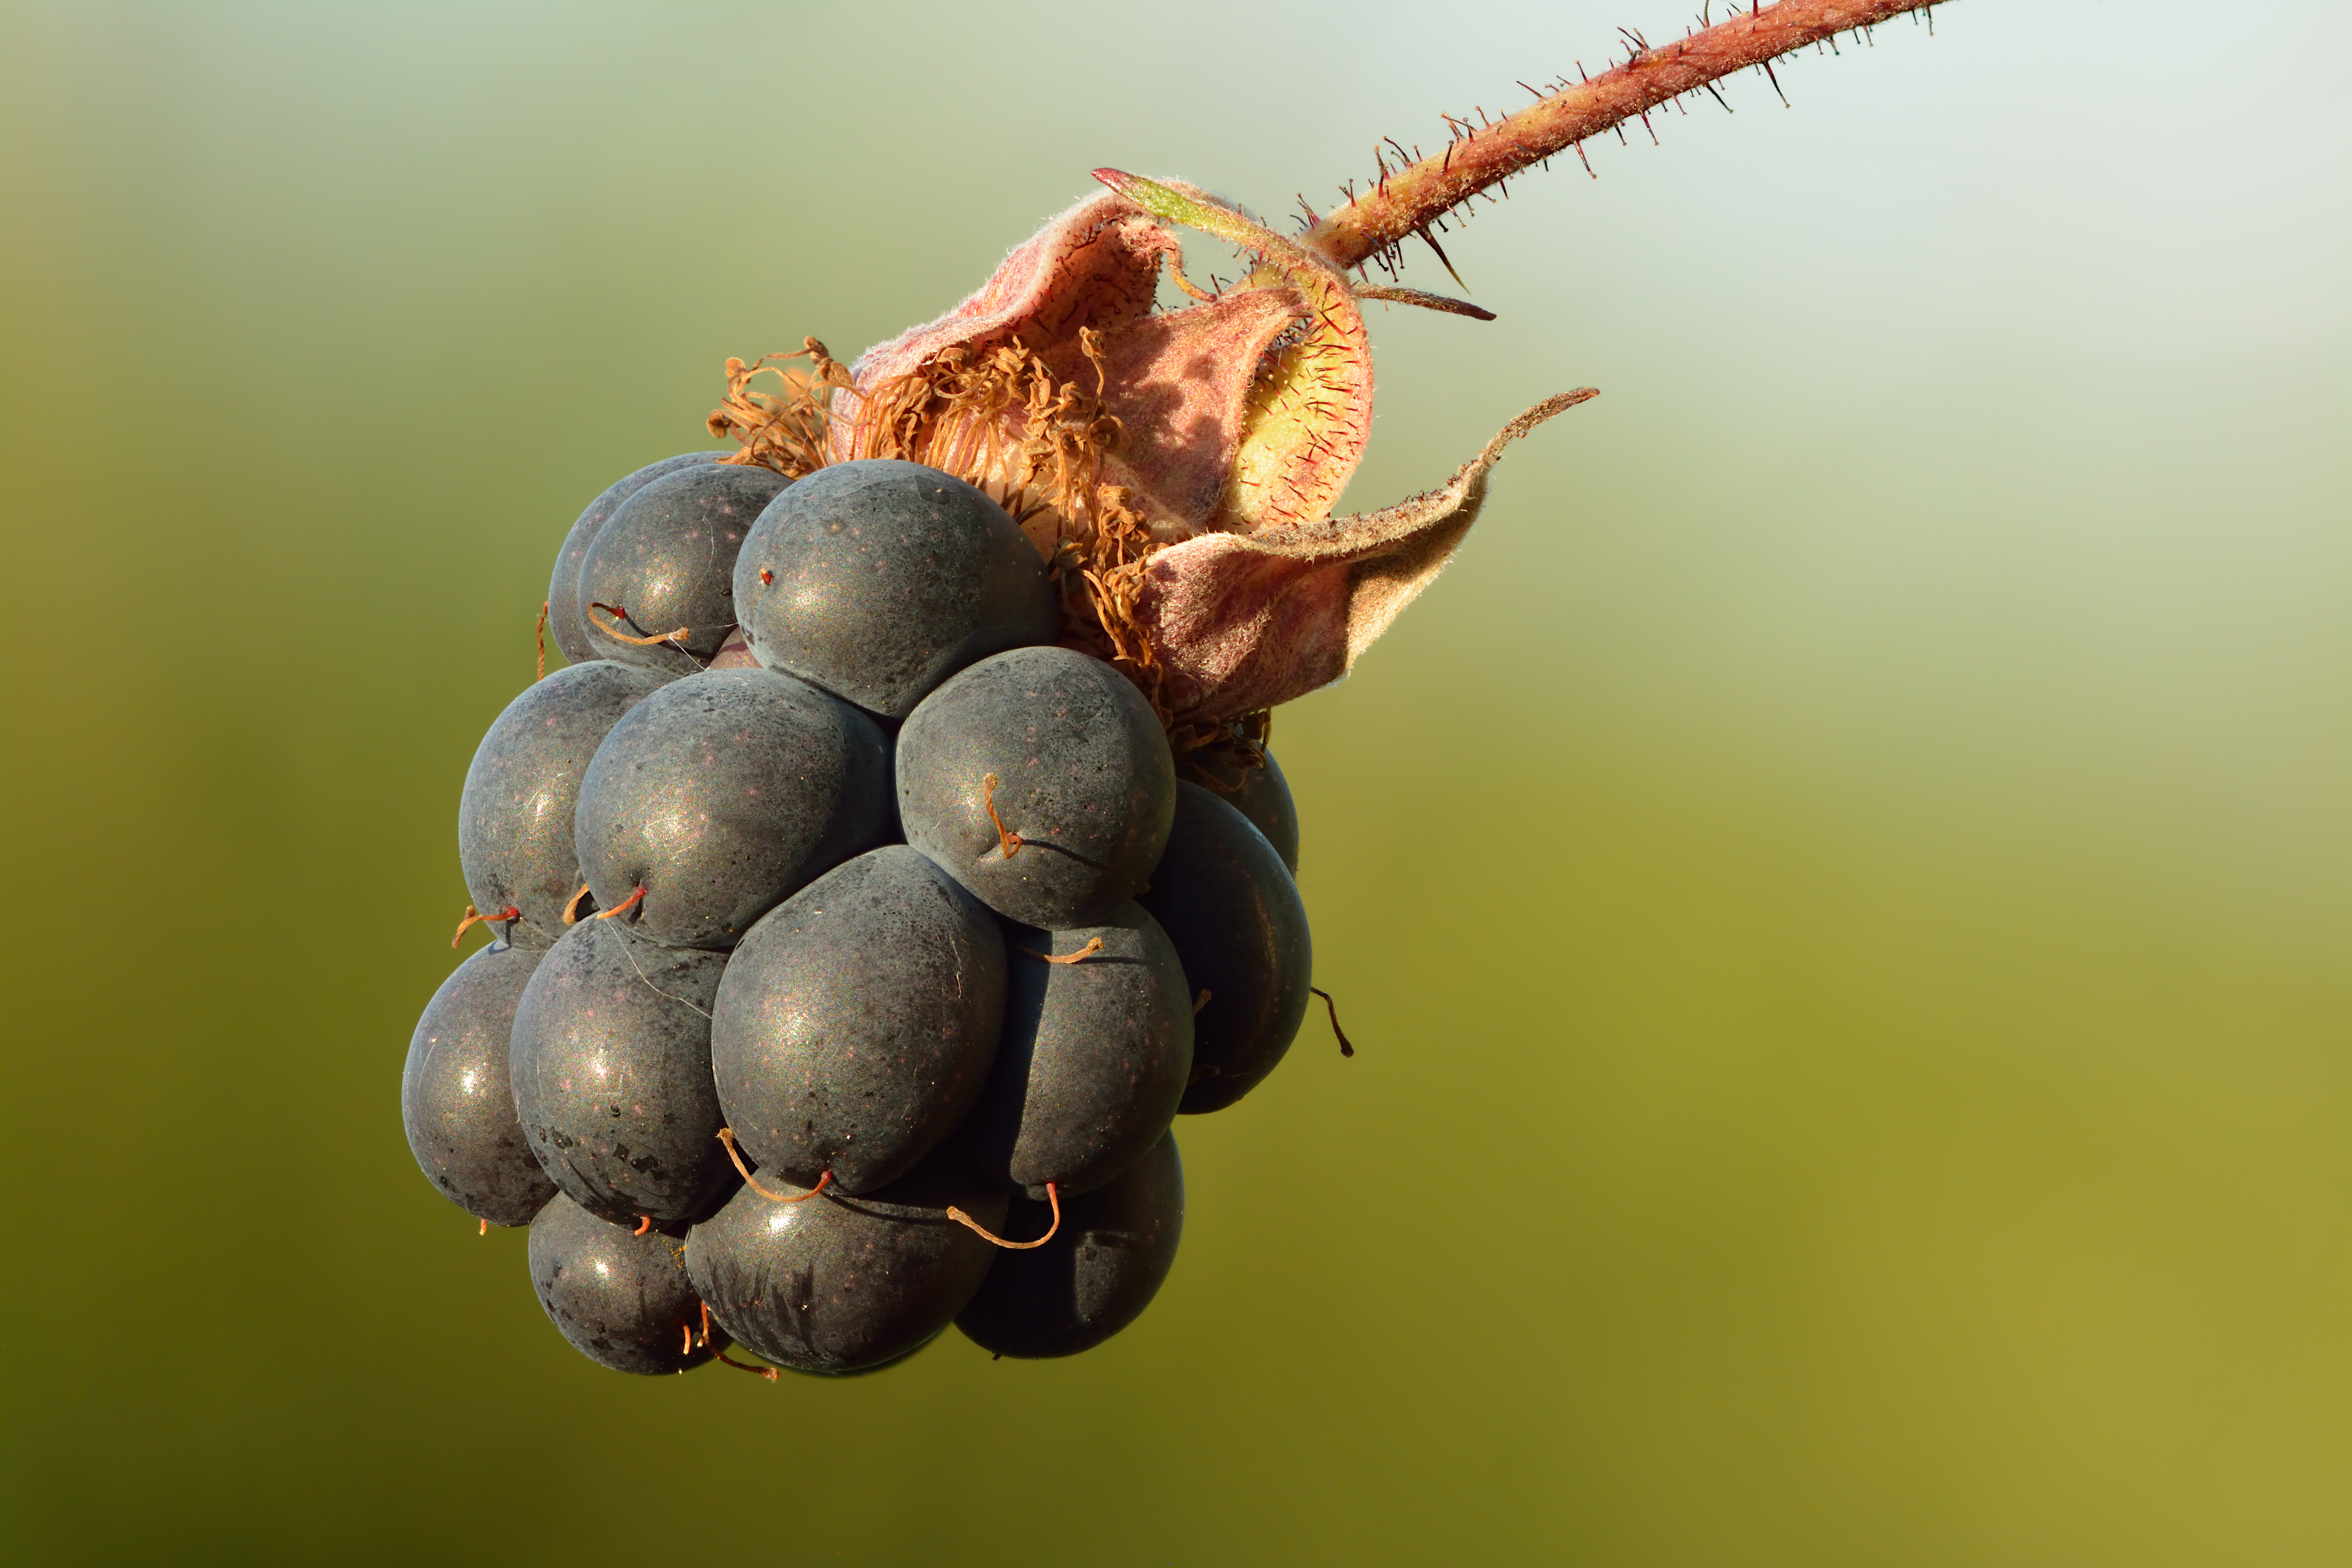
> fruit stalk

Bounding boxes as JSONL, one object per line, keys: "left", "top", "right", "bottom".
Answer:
{"left": 1303, "top": 0, "right": 1944, "bottom": 274}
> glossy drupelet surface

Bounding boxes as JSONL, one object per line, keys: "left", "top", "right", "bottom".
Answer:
{"left": 575, "top": 463, "right": 787, "bottom": 673}
{"left": 710, "top": 846, "right": 1006, "bottom": 1194}
{"left": 528, "top": 1192, "right": 723, "bottom": 1375}
{"left": 733, "top": 459, "right": 1056, "bottom": 719}
{"left": 1180, "top": 746, "right": 1301, "bottom": 876}
{"left": 401, "top": 942, "right": 557, "bottom": 1227}
{"left": 966, "top": 903, "right": 1193, "bottom": 1198}
{"left": 896, "top": 646, "right": 1176, "bottom": 929}
{"left": 684, "top": 1146, "right": 1008, "bottom": 1374}
{"left": 508, "top": 918, "right": 736, "bottom": 1229}
{"left": 955, "top": 1129, "right": 1184, "bottom": 1359}
{"left": 1141, "top": 782, "right": 1313, "bottom": 1114}
{"left": 547, "top": 451, "right": 727, "bottom": 666}
{"left": 573, "top": 666, "right": 892, "bottom": 949}
{"left": 458, "top": 659, "right": 675, "bottom": 946}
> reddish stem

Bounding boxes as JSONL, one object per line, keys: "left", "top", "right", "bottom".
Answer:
{"left": 1304, "top": 0, "right": 1942, "bottom": 273}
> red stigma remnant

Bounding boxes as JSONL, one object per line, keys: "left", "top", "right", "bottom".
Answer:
{"left": 1310, "top": 986, "right": 1356, "bottom": 1057}
{"left": 715, "top": 1128, "right": 834, "bottom": 1205}
{"left": 593, "top": 884, "right": 647, "bottom": 922}
{"left": 948, "top": 1181, "right": 1062, "bottom": 1250}
{"left": 1021, "top": 936, "right": 1105, "bottom": 965}
{"left": 981, "top": 773, "right": 1023, "bottom": 860}
{"left": 587, "top": 602, "right": 691, "bottom": 649}
{"left": 759, "top": 568, "right": 774, "bottom": 585}
{"left": 450, "top": 904, "right": 521, "bottom": 948}
{"left": 632, "top": 1216, "right": 653, "bottom": 1237}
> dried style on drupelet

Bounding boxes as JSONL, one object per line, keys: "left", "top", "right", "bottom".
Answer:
{"left": 403, "top": 0, "right": 1950, "bottom": 1376}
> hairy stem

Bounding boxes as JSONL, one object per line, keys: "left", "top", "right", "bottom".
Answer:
{"left": 1303, "top": 0, "right": 1944, "bottom": 273}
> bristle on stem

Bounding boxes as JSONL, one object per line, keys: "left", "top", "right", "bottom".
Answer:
{"left": 1303, "top": 0, "right": 1944, "bottom": 272}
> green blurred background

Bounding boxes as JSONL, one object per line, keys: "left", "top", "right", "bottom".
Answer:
{"left": 4, "top": 2, "right": 2347, "bottom": 1562}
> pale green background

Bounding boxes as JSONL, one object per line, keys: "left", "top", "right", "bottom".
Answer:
{"left": 3, "top": 2, "right": 2347, "bottom": 1563}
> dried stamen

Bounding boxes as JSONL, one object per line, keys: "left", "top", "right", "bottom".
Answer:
{"left": 535, "top": 600, "right": 549, "bottom": 682}
{"left": 478, "top": 1218, "right": 488, "bottom": 1236}
{"left": 1310, "top": 986, "right": 1356, "bottom": 1057}
{"left": 981, "top": 773, "right": 1023, "bottom": 859}
{"left": 1193, "top": 989, "right": 1212, "bottom": 1014}
{"left": 450, "top": 904, "right": 520, "bottom": 949}
{"left": 562, "top": 883, "right": 592, "bottom": 925}
{"left": 716, "top": 1128, "right": 833, "bottom": 1205}
{"left": 1019, "top": 936, "right": 1105, "bottom": 965}
{"left": 681, "top": 1323, "right": 693, "bottom": 1356}
{"left": 594, "top": 884, "right": 647, "bottom": 922}
{"left": 632, "top": 1215, "right": 653, "bottom": 1237}
{"left": 947, "top": 1181, "right": 1062, "bottom": 1250}
{"left": 587, "top": 602, "right": 691, "bottom": 649}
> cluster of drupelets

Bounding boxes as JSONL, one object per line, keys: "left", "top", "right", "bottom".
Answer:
{"left": 402, "top": 452, "right": 1331, "bottom": 1378}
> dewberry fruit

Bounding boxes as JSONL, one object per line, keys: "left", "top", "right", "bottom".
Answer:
{"left": 965, "top": 904, "right": 1192, "bottom": 1198}
{"left": 509, "top": 918, "right": 735, "bottom": 1229}
{"left": 573, "top": 667, "right": 892, "bottom": 949}
{"left": 547, "top": 452, "right": 727, "bottom": 666}
{"left": 402, "top": 943, "right": 557, "bottom": 1227}
{"left": 1141, "top": 781, "right": 1312, "bottom": 1114}
{"left": 710, "top": 846, "right": 1005, "bottom": 1194}
{"left": 732, "top": 459, "right": 1056, "bottom": 718}
{"left": 896, "top": 646, "right": 1175, "bottom": 928}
